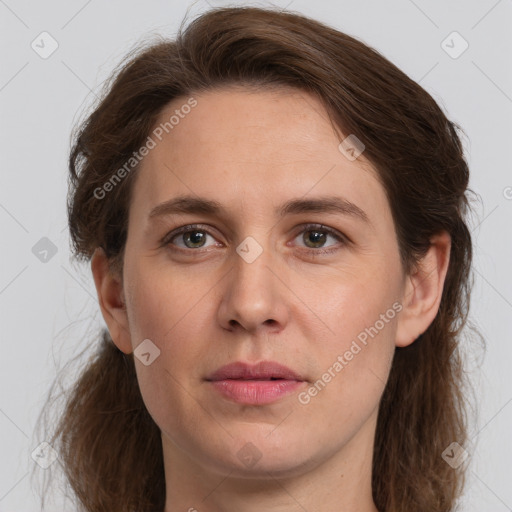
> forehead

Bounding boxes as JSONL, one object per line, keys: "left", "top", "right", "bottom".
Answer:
{"left": 129, "top": 86, "right": 390, "bottom": 228}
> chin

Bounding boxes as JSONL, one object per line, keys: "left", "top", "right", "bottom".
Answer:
{"left": 199, "top": 427, "right": 326, "bottom": 479}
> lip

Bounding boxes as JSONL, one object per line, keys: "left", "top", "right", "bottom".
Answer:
{"left": 207, "top": 361, "right": 304, "bottom": 381}
{"left": 206, "top": 361, "right": 306, "bottom": 405}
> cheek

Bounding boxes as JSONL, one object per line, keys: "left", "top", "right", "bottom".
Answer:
{"left": 125, "top": 261, "right": 203, "bottom": 343}
{"left": 125, "top": 259, "right": 211, "bottom": 382}
{"left": 298, "top": 309, "right": 397, "bottom": 443}
{"left": 319, "top": 258, "right": 402, "bottom": 341}
{"left": 304, "top": 266, "right": 400, "bottom": 409}
{"left": 125, "top": 267, "right": 211, "bottom": 437}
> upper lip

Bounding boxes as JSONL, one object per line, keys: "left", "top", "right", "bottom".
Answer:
{"left": 206, "top": 361, "right": 305, "bottom": 381}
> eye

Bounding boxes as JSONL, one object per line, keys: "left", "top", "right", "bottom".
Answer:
{"left": 291, "top": 224, "right": 346, "bottom": 253}
{"left": 162, "top": 223, "right": 347, "bottom": 254}
{"left": 163, "top": 224, "right": 220, "bottom": 250}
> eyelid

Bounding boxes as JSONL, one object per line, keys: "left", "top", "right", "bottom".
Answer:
{"left": 290, "top": 223, "right": 348, "bottom": 243}
{"left": 288, "top": 223, "right": 348, "bottom": 254}
{"left": 160, "top": 223, "right": 220, "bottom": 247}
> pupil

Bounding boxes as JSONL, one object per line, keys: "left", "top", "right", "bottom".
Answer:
{"left": 186, "top": 231, "right": 205, "bottom": 247}
{"left": 305, "top": 230, "right": 325, "bottom": 247}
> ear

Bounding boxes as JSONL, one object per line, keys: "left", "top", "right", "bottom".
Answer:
{"left": 91, "top": 247, "right": 133, "bottom": 354}
{"left": 395, "top": 231, "right": 451, "bottom": 348}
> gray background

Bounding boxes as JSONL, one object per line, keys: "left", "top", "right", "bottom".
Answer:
{"left": 1, "top": 0, "right": 511, "bottom": 510}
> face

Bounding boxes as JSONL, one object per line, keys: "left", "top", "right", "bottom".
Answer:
{"left": 116, "top": 86, "right": 408, "bottom": 478}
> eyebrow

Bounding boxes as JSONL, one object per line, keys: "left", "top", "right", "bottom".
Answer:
{"left": 148, "top": 194, "right": 371, "bottom": 225}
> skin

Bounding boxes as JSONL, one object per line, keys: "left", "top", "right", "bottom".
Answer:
{"left": 92, "top": 86, "right": 451, "bottom": 512}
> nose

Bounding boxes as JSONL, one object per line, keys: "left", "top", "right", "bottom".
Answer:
{"left": 217, "top": 240, "right": 289, "bottom": 335}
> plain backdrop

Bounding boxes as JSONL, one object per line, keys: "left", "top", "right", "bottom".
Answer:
{"left": 1, "top": 0, "right": 511, "bottom": 510}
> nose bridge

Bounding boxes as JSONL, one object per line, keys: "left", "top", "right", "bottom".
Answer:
{"left": 234, "top": 236, "right": 273, "bottom": 292}
{"left": 233, "top": 235, "right": 275, "bottom": 304}
{"left": 219, "top": 233, "right": 287, "bottom": 332}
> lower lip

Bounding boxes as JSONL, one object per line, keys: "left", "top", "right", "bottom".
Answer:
{"left": 208, "top": 379, "right": 304, "bottom": 405}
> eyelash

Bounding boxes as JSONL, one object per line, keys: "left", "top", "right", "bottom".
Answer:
{"left": 161, "top": 223, "right": 347, "bottom": 255}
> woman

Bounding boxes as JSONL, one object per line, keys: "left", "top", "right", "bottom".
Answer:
{"left": 36, "top": 5, "right": 478, "bottom": 511}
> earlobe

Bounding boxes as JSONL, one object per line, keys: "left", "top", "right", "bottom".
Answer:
{"left": 91, "top": 247, "right": 133, "bottom": 354}
{"left": 395, "top": 231, "right": 451, "bottom": 348}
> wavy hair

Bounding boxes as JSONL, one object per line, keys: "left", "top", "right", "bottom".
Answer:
{"left": 34, "top": 6, "right": 482, "bottom": 512}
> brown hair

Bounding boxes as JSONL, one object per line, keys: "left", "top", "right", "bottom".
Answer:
{"left": 34, "top": 5, "right": 482, "bottom": 512}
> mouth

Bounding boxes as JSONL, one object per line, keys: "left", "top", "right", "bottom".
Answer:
{"left": 206, "top": 360, "right": 304, "bottom": 381}
{"left": 205, "top": 361, "right": 306, "bottom": 405}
